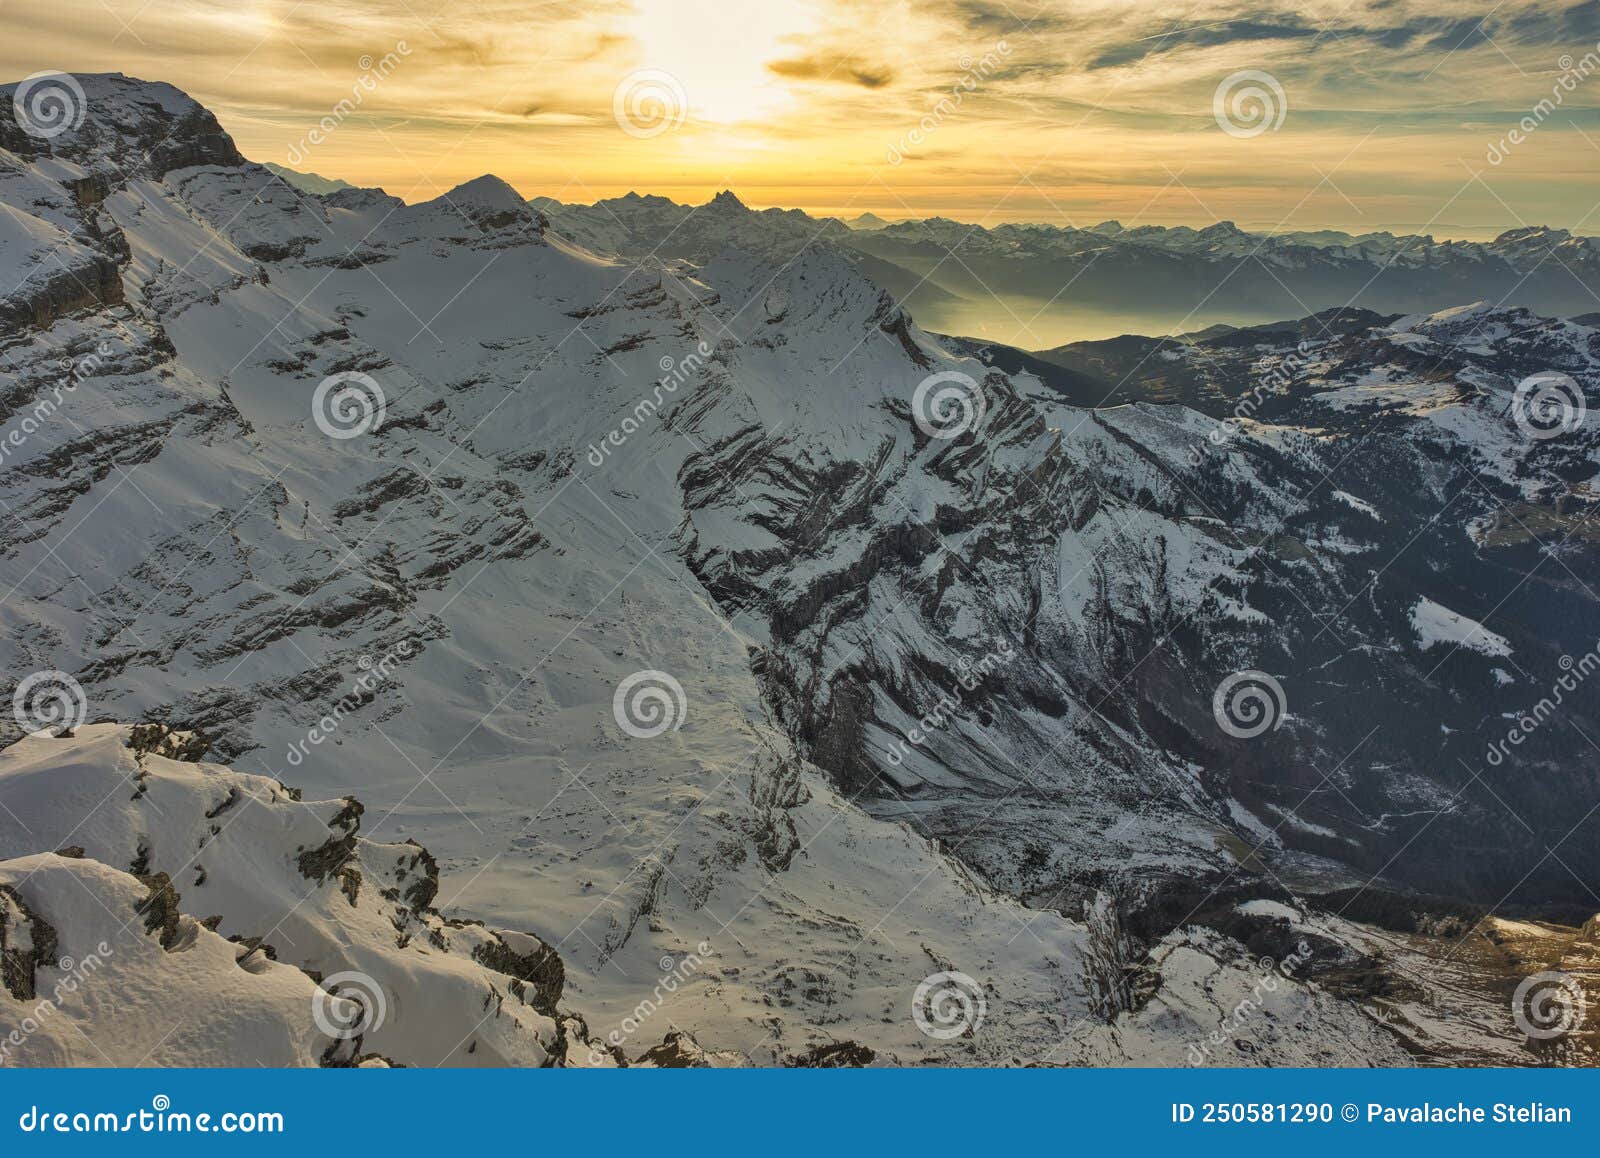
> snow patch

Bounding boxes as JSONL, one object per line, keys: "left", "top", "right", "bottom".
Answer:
{"left": 1409, "top": 597, "right": 1512, "bottom": 658}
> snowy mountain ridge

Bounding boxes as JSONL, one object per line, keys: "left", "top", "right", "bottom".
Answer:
{"left": 532, "top": 187, "right": 1600, "bottom": 323}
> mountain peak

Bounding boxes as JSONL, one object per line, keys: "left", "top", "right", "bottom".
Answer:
{"left": 0, "top": 70, "right": 240, "bottom": 176}
{"left": 443, "top": 173, "right": 523, "bottom": 206}
{"left": 431, "top": 174, "right": 542, "bottom": 230}
{"left": 707, "top": 189, "right": 747, "bottom": 211}
{"left": 846, "top": 211, "right": 891, "bottom": 230}
{"left": 1493, "top": 224, "right": 1572, "bottom": 247}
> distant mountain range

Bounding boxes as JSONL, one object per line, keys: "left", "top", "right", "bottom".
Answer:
{"left": 268, "top": 165, "right": 1600, "bottom": 336}
{"left": 519, "top": 185, "right": 1600, "bottom": 335}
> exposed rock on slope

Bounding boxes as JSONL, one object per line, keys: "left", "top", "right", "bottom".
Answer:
{"left": 0, "top": 724, "right": 606, "bottom": 1066}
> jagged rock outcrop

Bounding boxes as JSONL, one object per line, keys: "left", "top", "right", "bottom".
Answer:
{"left": 0, "top": 725, "right": 608, "bottom": 1066}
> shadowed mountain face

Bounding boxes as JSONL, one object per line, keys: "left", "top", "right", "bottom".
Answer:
{"left": 1, "top": 74, "right": 1597, "bottom": 1067}
{"left": 532, "top": 189, "right": 1600, "bottom": 914}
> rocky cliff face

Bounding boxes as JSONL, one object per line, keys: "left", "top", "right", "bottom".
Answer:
{"left": 0, "top": 74, "right": 1595, "bottom": 1066}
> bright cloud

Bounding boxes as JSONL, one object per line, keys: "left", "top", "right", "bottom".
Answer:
{"left": 3, "top": 0, "right": 1599, "bottom": 234}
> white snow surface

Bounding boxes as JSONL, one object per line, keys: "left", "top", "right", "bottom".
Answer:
{"left": 0, "top": 725, "right": 599, "bottom": 1066}
{"left": 1409, "top": 597, "right": 1513, "bottom": 658}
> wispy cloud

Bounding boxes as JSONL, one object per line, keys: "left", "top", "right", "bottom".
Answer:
{"left": 3, "top": 0, "right": 1597, "bottom": 233}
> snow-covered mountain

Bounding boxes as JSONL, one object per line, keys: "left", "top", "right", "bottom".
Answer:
{"left": 537, "top": 188, "right": 851, "bottom": 260}
{"left": 534, "top": 190, "right": 1600, "bottom": 326}
{"left": 850, "top": 216, "right": 1600, "bottom": 321}
{"left": 1, "top": 73, "right": 1597, "bottom": 1068}
{"left": 535, "top": 188, "right": 951, "bottom": 313}
{"left": 263, "top": 163, "right": 353, "bottom": 196}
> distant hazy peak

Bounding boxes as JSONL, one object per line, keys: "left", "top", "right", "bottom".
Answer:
{"left": 262, "top": 162, "right": 353, "bottom": 195}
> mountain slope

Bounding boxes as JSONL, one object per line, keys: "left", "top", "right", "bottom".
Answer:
{"left": 0, "top": 724, "right": 615, "bottom": 1066}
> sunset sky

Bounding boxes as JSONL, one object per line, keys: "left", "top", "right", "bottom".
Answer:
{"left": 6, "top": 0, "right": 1600, "bottom": 237}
